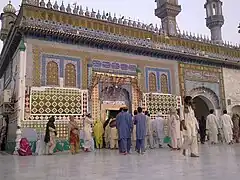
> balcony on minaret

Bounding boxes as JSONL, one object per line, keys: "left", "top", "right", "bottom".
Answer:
{"left": 155, "top": 0, "right": 181, "bottom": 19}
{"left": 154, "top": 0, "right": 181, "bottom": 36}
{"left": 205, "top": 0, "right": 224, "bottom": 27}
{"left": 204, "top": 0, "right": 224, "bottom": 43}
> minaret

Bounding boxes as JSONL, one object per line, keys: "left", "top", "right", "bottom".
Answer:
{"left": 0, "top": 1, "right": 17, "bottom": 43}
{"left": 155, "top": 0, "right": 181, "bottom": 35}
{"left": 204, "top": 0, "right": 224, "bottom": 44}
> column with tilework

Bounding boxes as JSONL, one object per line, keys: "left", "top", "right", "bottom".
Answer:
{"left": 14, "top": 39, "right": 27, "bottom": 155}
{"left": 82, "top": 56, "right": 88, "bottom": 89}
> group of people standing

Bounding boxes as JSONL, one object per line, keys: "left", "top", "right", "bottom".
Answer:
{"left": 43, "top": 114, "right": 95, "bottom": 155}
{"left": 109, "top": 96, "right": 200, "bottom": 157}
{"left": 17, "top": 95, "right": 239, "bottom": 158}
{"left": 40, "top": 96, "right": 201, "bottom": 157}
{"left": 199, "top": 109, "right": 240, "bottom": 145}
{"left": 103, "top": 106, "right": 167, "bottom": 155}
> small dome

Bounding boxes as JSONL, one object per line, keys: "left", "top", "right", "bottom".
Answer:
{"left": 3, "top": 1, "right": 16, "bottom": 14}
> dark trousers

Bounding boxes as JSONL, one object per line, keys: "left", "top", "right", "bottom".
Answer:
{"left": 136, "top": 139, "right": 145, "bottom": 153}
{"left": 200, "top": 129, "right": 206, "bottom": 143}
{"left": 119, "top": 138, "right": 131, "bottom": 153}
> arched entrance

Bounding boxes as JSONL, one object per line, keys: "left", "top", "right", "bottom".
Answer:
{"left": 100, "top": 85, "right": 131, "bottom": 122}
{"left": 193, "top": 96, "right": 213, "bottom": 121}
{"left": 187, "top": 87, "right": 220, "bottom": 119}
{"left": 232, "top": 105, "right": 240, "bottom": 114}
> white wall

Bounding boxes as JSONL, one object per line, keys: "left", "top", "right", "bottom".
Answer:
{"left": 223, "top": 68, "right": 240, "bottom": 114}
{"left": 3, "top": 49, "right": 20, "bottom": 142}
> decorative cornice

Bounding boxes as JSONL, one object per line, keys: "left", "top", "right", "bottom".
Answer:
{"left": 20, "top": 3, "right": 240, "bottom": 59}
{"left": 19, "top": 25, "right": 240, "bottom": 70}
{"left": 20, "top": 18, "right": 240, "bottom": 63}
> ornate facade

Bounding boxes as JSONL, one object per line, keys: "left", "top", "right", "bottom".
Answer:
{"left": 0, "top": 0, "right": 240, "bottom": 152}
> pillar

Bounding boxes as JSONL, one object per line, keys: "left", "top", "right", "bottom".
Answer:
{"left": 13, "top": 38, "right": 26, "bottom": 155}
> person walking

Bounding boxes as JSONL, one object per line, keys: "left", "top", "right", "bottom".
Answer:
{"left": 134, "top": 107, "right": 147, "bottom": 154}
{"left": 44, "top": 116, "right": 57, "bottom": 155}
{"left": 220, "top": 110, "right": 233, "bottom": 144}
{"left": 181, "top": 96, "right": 199, "bottom": 158}
{"left": 206, "top": 110, "right": 219, "bottom": 144}
{"left": 116, "top": 107, "right": 133, "bottom": 155}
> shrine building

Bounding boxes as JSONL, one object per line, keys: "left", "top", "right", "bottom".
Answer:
{"left": 0, "top": 0, "right": 240, "bottom": 152}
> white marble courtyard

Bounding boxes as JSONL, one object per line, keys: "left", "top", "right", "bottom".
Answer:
{"left": 1, "top": 144, "right": 240, "bottom": 180}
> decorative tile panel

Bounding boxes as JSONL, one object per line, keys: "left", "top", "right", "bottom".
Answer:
{"left": 142, "top": 93, "right": 181, "bottom": 115}
{"left": 92, "top": 60, "right": 137, "bottom": 75}
{"left": 30, "top": 87, "right": 88, "bottom": 116}
{"left": 184, "top": 69, "right": 219, "bottom": 82}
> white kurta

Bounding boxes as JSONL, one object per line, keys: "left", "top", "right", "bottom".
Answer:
{"left": 180, "top": 106, "right": 199, "bottom": 137}
{"left": 169, "top": 114, "right": 179, "bottom": 149}
{"left": 206, "top": 114, "right": 219, "bottom": 143}
{"left": 220, "top": 114, "right": 233, "bottom": 143}
{"left": 84, "top": 117, "right": 93, "bottom": 149}
{"left": 152, "top": 117, "right": 165, "bottom": 139}
{"left": 152, "top": 117, "right": 165, "bottom": 147}
{"left": 180, "top": 106, "right": 198, "bottom": 155}
{"left": 146, "top": 116, "right": 153, "bottom": 136}
{"left": 35, "top": 132, "right": 45, "bottom": 155}
{"left": 145, "top": 116, "right": 154, "bottom": 148}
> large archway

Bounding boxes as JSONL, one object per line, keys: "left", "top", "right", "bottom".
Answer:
{"left": 187, "top": 86, "right": 220, "bottom": 118}
{"left": 232, "top": 105, "right": 240, "bottom": 114}
{"left": 99, "top": 85, "right": 132, "bottom": 122}
{"left": 193, "top": 95, "right": 212, "bottom": 121}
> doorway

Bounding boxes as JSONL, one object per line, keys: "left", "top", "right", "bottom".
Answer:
{"left": 107, "top": 110, "right": 119, "bottom": 119}
{"left": 232, "top": 105, "right": 240, "bottom": 114}
{"left": 193, "top": 96, "right": 211, "bottom": 121}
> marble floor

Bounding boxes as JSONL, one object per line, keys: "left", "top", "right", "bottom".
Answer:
{"left": 1, "top": 144, "right": 240, "bottom": 180}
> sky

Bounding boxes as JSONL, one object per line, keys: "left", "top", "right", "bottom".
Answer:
{"left": 0, "top": 0, "right": 239, "bottom": 51}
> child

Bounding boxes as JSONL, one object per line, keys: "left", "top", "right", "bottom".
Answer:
{"left": 18, "top": 138, "right": 32, "bottom": 156}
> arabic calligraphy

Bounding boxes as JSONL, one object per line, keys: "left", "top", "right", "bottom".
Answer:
{"left": 184, "top": 69, "right": 219, "bottom": 82}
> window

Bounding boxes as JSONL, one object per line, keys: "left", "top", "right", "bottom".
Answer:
{"left": 148, "top": 72, "right": 157, "bottom": 92}
{"left": 212, "top": 3, "right": 216, "bottom": 15}
{"left": 46, "top": 61, "right": 59, "bottom": 86}
{"left": 160, "top": 74, "right": 169, "bottom": 93}
{"left": 64, "top": 63, "right": 76, "bottom": 87}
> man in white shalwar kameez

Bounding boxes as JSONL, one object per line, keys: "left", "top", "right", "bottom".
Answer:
{"left": 181, "top": 96, "right": 199, "bottom": 157}
{"left": 83, "top": 114, "right": 94, "bottom": 151}
{"left": 145, "top": 111, "right": 154, "bottom": 149}
{"left": 220, "top": 110, "right": 233, "bottom": 144}
{"left": 168, "top": 107, "right": 181, "bottom": 150}
{"left": 152, "top": 112, "right": 165, "bottom": 148}
{"left": 206, "top": 109, "right": 219, "bottom": 144}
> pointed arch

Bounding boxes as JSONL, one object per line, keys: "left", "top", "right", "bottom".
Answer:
{"left": 65, "top": 63, "right": 76, "bottom": 87}
{"left": 160, "top": 74, "right": 169, "bottom": 93}
{"left": 212, "top": 3, "right": 216, "bottom": 15}
{"left": 46, "top": 61, "right": 59, "bottom": 86}
{"left": 148, "top": 72, "right": 157, "bottom": 92}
